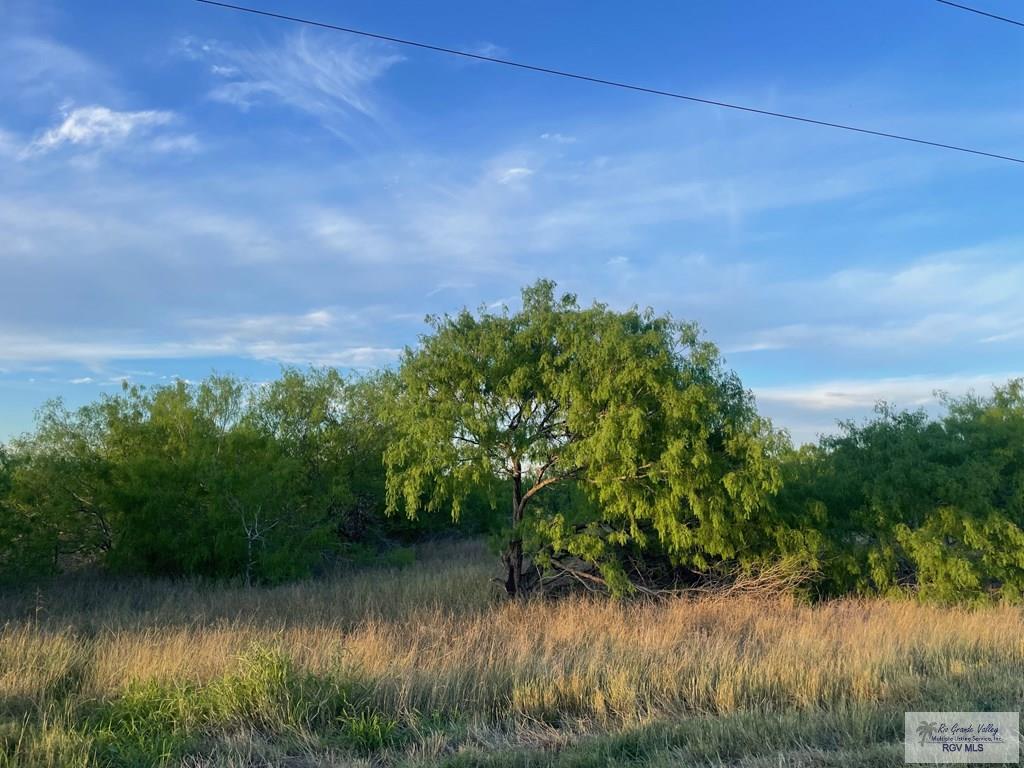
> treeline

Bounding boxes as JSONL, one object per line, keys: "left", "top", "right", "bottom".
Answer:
{"left": 1, "top": 281, "right": 1023, "bottom": 602}
{"left": 779, "top": 385, "right": 1024, "bottom": 602}
{"left": 0, "top": 370, "right": 498, "bottom": 584}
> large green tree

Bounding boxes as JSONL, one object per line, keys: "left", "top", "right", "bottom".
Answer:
{"left": 384, "top": 280, "right": 785, "bottom": 596}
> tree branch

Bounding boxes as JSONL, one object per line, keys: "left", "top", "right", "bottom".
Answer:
{"left": 520, "top": 466, "right": 582, "bottom": 505}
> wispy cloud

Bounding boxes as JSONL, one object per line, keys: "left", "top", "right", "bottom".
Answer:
{"left": 0, "top": 127, "right": 18, "bottom": 157}
{"left": 150, "top": 133, "right": 201, "bottom": 154}
{"left": 178, "top": 31, "right": 402, "bottom": 139}
{"left": 2, "top": 43, "right": 1021, "bottom": 443}
{"left": 755, "top": 372, "right": 1022, "bottom": 412}
{"left": 0, "top": 319, "right": 401, "bottom": 370}
{"left": 311, "top": 210, "right": 396, "bottom": 264}
{"left": 181, "top": 308, "right": 402, "bottom": 367}
{"left": 981, "top": 327, "right": 1024, "bottom": 344}
{"left": 753, "top": 371, "right": 1024, "bottom": 445}
{"left": 1, "top": 6, "right": 190, "bottom": 160}
{"left": 722, "top": 243, "right": 1024, "bottom": 354}
{"left": 184, "top": 308, "right": 336, "bottom": 338}
{"left": 496, "top": 166, "right": 534, "bottom": 185}
{"left": 25, "top": 106, "right": 175, "bottom": 155}
{"left": 466, "top": 41, "right": 507, "bottom": 58}
{"left": 0, "top": 33, "right": 115, "bottom": 110}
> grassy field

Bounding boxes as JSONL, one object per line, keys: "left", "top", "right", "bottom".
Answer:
{"left": 1, "top": 540, "right": 1022, "bottom": 767}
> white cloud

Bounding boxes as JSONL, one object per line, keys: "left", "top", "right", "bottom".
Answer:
{"left": 982, "top": 327, "right": 1024, "bottom": 344}
{"left": 466, "top": 41, "right": 507, "bottom": 58}
{"left": 312, "top": 210, "right": 395, "bottom": 263}
{"left": 425, "top": 281, "right": 475, "bottom": 298}
{"left": 723, "top": 341, "right": 788, "bottom": 354}
{"left": 496, "top": 166, "right": 534, "bottom": 185}
{"left": 753, "top": 372, "right": 1024, "bottom": 445}
{"left": 26, "top": 106, "right": 175, "bottom": 155}
{"left": 0, "top": 320, "right": 401, "bottom": 370}
{"left": 171, "top": 210, "right": 281, "bottom": 263}
{"left": 150, "top": 134, "right": 201, "bottom": 154}
{"left": 0, "top": 33, "right": 116, "bottom": 110}
{"left": 184, "top": 308, "right": 337, "bottom": 338}
{"left": 179, "top": 31, "right": 402, "bottom": 139}
{"left": 0, "top": 127, "right": 18, "bottom": 157}
{"left": 824, "top": 246, "right": 1024, "bottom": 312}
{"left": 722, "top": 244, "right": 1024, "bottom": 355}
{"left": 2, "top": 62, "right": 1022, "bottom": 446}
{"left": 754, "top": 372, "right": 1022, "bottom": 412}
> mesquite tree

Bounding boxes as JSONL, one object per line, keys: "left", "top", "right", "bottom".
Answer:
{"left": 384, "top": 280, "right": 784, "bottom": 596}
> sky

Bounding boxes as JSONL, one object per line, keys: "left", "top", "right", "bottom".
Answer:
{"left": 1, "top": 0, "right": 1022, "bottom": 444}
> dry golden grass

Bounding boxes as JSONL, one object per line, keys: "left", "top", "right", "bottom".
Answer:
{"left": 2, "top": 539, "right": 1023, "bottom": 767}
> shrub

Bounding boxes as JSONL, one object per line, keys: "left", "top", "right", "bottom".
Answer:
{"left": 779, "top": 380, "right": 1024, "bottom": 601}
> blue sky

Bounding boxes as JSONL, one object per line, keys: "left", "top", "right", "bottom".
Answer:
{"left": 1, "top": 0, "right": 1022, "bottom": 444}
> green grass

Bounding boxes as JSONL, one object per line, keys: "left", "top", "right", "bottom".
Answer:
{"left": 3, "top": 644, "right": 402, "bottom": 767}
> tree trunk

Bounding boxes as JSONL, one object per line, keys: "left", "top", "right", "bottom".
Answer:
{"left": 503, "top": 461, "right": 525, "bottom": 597}
{"left": 245, "top": 531, "right": 253, "bottom": 588}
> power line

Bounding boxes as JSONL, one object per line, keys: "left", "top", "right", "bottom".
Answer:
{"left": 934, "top": 0, "right": 1024, "bottom": 28}
{"left": 194, "top": 0, "right": 1024, "bottom": 165}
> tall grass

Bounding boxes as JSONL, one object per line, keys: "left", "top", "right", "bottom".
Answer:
{"left": 1, "top": 539, "right": 1022, "bottom": 767}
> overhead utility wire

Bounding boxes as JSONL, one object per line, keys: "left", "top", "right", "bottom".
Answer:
{"left": 934, "top": 0, "right": 1024, "bottom": 28}
{"left": 194, "top": 0, "right": 1024, "bottom": 165}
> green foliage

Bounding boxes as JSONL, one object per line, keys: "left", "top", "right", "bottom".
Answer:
{"left": 1, "top": 402, "right": 117, "bottom": 580}
{"left": 92, "top": 679, "right": 197, "bottom": 766}
{"left": 384, "top": 280, "right": 786, "bottom": 595}
{"left": 779, "top": 380, "right": 1024, "bottom": 601}
{"left": 0, "top": 445, "right": 58, "bottom": 581}
{"left": 0, "top": 368, "right": 462, "bottom": 583}
{"left": 2, "top": 280, "right": 1022, "bottom": 605}
{"left": 334, "top": 710, "right": 400, "bottom": 752}
{"left": 85, "top": 644, "right": 396, "bottom": 766}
